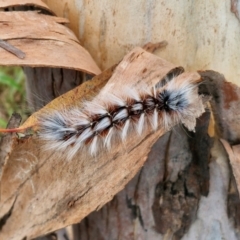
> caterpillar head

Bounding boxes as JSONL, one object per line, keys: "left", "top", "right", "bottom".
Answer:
{"left": 156, "top": 89, "right": 188, "bottom": 112}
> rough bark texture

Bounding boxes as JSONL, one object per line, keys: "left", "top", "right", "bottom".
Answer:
{"left": 199, "top": 71, "right": 240, "bottom": 233}
{"left": 72, "top": 112, "right": 212, "bottom": 240}
{"left": 23, "top": 67, "right": 92, "bottom": 110}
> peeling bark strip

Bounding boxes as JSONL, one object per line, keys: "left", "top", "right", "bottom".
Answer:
{"left": 152, "top": 112, "right": 211, "bottom": 239}
{"left": 221, "top": 140, "right": 240, "bottom": 231}
{"left": 231, "top": 0, "right": 240, "bottom": 20}
{"left": 199, "top": 70, "right": 240, "bottom": 144}
{"left": 200, "top": 71, "right": 240, "bottom": 233}
{"left": 126, "top": 194, "right": 146, "bottom": 231}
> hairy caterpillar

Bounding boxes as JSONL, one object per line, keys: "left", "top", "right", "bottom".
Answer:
{"left": 38, "top": 67, "right": 205, "bottom": 159}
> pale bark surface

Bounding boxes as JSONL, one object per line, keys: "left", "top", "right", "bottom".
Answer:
{"left": 44, "top": 0, "right": 240, "bottom": 85}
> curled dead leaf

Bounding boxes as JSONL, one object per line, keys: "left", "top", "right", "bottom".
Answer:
{"left": 0, "top": 0, "right": 54, "bottom": 15}
{"left": 0, "top": 11, "right": 101, "bottom": 74}
{"left": 0, "top": 48, "right": 205, "bottom": 240}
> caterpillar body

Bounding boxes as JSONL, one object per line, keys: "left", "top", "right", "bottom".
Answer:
{"left": 39, "top": 67, "right": 205, "bottom": 159}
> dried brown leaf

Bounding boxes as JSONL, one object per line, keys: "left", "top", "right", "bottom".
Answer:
{"left": 0, "top": 11, "right": 101, "bottom": 75}
{"left": 0, "top": 113, "right": 21, "bottom": 182}
{"left": 0, "top": 0, "right": 53, "bottom": 14}
{"left": 0, "top": 48, "right": 205, "bottom": 239}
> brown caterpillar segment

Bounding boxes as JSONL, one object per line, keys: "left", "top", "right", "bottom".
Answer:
{"left": 39, "top": 69, "right": 205, "bottom": 159}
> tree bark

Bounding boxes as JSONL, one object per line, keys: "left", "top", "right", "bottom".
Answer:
{"left": 1, "top": 0, "right": 240, "bottom": 239}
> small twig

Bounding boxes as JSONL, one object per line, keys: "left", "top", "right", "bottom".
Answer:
{"left": 0, "top": 39, "right": 25, "bottom": 59}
